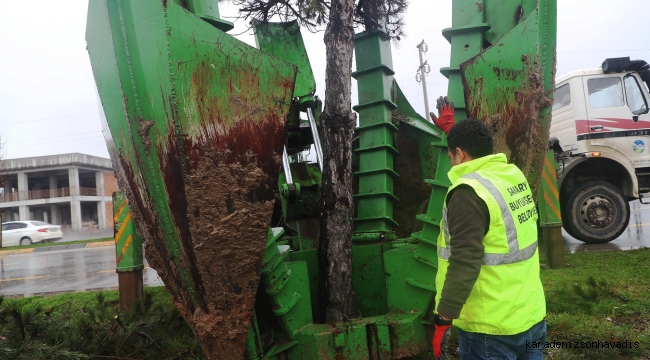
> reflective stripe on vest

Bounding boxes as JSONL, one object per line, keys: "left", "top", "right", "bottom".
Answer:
{"left": 438, "top": 172, "right": 538, "bottom": 266}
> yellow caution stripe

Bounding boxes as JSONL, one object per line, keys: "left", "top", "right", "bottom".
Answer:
{"left": 115, "top": 213, "right": 132, "bottom": 245}
{"left": 116, "top": 234, "right": 133, "bottom": 265}
{"left": 114, "top": 197, "right": 127, "bottom": 224}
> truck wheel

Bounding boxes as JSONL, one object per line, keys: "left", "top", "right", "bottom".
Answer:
{"left": 564, "top": 180, "right": 630, "bottom": 243}
{"left": 560, "top": 198, "right": 580, "bottom": 239}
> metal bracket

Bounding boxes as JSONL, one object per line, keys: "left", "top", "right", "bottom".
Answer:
{"left": 640, "top": 194, "right": 650, "bottom": 205}
{"left": 306, "top": 108, "right": 323, "bottom": 173}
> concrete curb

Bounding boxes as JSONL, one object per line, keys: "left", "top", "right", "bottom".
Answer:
{"left": 0, "top": 240, "right": 114, "bottom": 256}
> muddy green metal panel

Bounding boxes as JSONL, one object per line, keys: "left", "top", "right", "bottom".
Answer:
{"left": 460, "top": 0, "right": 557, "bottom": 196}
{"left": 440, "top": 0, "right": 488, "bottom": 118}
{"left": 277, "top": 262, "right": 313, "bottom": 336}
{"left": 392, "top": 81, "right": 442, "bottom": 182}
{"left": 288, "top": 324, "right": 336, "bottom": 359}
{"left": 87, "top": 1, "right": 195, "bottom": 300}
{"left": 113, "top": 192, "right": 144, "bottom": 272}
{"left": 262, "top": 229, "right": 315, "bottom": 339}
{"left": 254, "top": 21, "right": 316, "bottom": 100}
{"left": 384, "top": 245, "right": 436, "bottom": 312}
{"left": 86, "top": 1, "right": 143, "bottom": 213}
{"left": 483, "top": 0, "right": 538, "bottom": 44}
{"left": 284, "top": 313, "right": 426, "bottom": 359}
{"left": 288, "top": 249, "right": 320, "bottom": 323}
{"left": 352, "top": 244, "right": 388, "bottom": 317}
{"left": 383, "top": 312, "right": 429, "bottom": 358}
{"left": 87, "top": 2, "right": 297, "bottom": 354}
{"left": 185, "top": 0, "right": 234, "bottom": 31}
{"left": 337, "top": 324, "right": 369, "bottom": 359}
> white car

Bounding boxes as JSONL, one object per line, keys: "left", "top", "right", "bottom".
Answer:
{"left": 1, "top": 221, "right": 63, "bottom": 247}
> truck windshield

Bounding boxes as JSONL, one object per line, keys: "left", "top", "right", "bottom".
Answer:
{"left": 624, "top": 75, "right": 649, "bottom": 115}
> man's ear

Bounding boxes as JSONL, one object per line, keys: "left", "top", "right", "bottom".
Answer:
{"left": 458, "top": 148, "right": 473, "bottom": 162}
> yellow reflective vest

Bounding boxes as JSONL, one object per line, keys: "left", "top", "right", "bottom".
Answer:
{"left": 435, "top": 153, "right": 546, "bottom": 335}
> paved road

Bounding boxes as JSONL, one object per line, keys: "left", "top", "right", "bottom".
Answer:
{"left": 0, "top": 246, "right": 163, "bottom": 297}
{"left": 2, "top": 201, "right": 649, "bottom": 297}
{"left": 562, "top": 200, "right": 650, "bottom": 253}
{"left": 59, "top": 229, "right": 113, "bottom": 243}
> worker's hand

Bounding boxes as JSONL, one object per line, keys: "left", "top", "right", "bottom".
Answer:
{"left": 430, "top": 96, "right": 455, "bottom": 134}
{"left": 432, "top": 314, "right": 452, "bottom": 359}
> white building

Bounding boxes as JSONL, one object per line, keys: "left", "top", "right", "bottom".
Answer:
{"left": 0, "top": 153, "right": 119, "bottom": 230}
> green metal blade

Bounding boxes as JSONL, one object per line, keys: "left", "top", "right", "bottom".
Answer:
{"left": 86, "top": 0, "right": 296, "bottom": 357}
{"left": 460, "top": 0, "right": 557, "bottom": 196}
{"left": 254, "top": 21, "right": 316, "bottom": 100}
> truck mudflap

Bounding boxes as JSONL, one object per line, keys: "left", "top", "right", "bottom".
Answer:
{"left": 86, "top": 1, "right": 296, "bottom": 358}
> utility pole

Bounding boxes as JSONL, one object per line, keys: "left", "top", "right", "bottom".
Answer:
{"left": 416, "top": 40, "right": 431, "bottom": 121}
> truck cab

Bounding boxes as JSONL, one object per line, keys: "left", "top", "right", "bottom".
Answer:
{"left": 551, "top": 57, "right": 650, "bottom": 243}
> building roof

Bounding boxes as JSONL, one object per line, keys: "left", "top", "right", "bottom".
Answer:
{"left": 1, "top": 153, "right": 112, "bottom": 172}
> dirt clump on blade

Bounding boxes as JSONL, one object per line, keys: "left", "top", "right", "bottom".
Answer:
{"left": 463, "top": 55, "right": 553, "bottom": 197}
{"left": 500, "top": 59, "right": 552, "bottom": 197}
{"left": 182, "top": 149, "right": 275, "bottom": 359}
{"left": 486, "top": 114, "right": 509, "bottom": 160}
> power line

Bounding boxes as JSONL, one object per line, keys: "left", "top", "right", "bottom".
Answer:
{"left": 3, "top": 135, "right": 105, "bottom": 148}
{"left": 0, "top": 111, "right": 99, "bottom": 127}
{"left": 5, "top": 130, "right": 103, "bottom": 145}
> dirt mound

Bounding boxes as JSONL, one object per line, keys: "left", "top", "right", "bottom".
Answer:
{"left": 393, "top": 125, "right": 433, "bottom": 238}
{"left": 182, "top": 149, "right": 274, "bottom": 358}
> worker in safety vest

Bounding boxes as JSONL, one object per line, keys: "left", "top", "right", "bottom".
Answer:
{"left": 429, "top": 97, "right": 546, "bottom": 360}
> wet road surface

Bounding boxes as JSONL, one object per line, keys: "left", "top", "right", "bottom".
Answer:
{"left": 59, "top": 229, "right": 113, "bottom": 243}
{"left": 562, "top": 200, "right": 650, "bottom": 253}
{"left": 2, "top": 201, "right": 649, "bottom": 297}
{"left": 0, "top": 246, "right": 163, "bottom": 297}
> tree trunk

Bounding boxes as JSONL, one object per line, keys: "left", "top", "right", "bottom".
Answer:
{"left": 318, "top": 0, "right": 357, "bottom": 323}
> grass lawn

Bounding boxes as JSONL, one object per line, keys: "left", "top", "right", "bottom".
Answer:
{"left": 0, "top": 286, "right": 204, "bottom": 359}
{"left": 2, "top": 249, "right": 649, "bottom": 359}
{"left": 0, "top": 237, "right": 113, "bottom": 251}
{"left": 441, "top": 249, "right": 650, "bottom": 360}
{"left": 540, "top": 248, "right": 650, "bottom": 359}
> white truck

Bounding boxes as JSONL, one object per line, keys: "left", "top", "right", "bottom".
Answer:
{"left": 550, "top": 57, "right": 650, "bottom": 243}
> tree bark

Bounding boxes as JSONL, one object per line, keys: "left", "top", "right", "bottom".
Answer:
{"left": 318, "top": 0, "right": 357, "bottom": 323}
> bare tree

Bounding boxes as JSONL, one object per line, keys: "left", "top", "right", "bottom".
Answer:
{"left": 228, "top": 0, "right": 408, "bottom": 322}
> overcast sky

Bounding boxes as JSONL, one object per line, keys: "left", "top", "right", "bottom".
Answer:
{"left": 0, "top": 0, "right": 648, "bottom": 160}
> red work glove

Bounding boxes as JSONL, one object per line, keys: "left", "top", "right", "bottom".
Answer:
{"left": 432, "top": 314, "right": 452, "bottom": 359}
{"left": 430, "top": 96, "right": 455, "bottom": 134}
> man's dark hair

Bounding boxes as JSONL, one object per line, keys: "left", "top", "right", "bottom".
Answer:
{"left": 446, "top": 118, "right": 494, "bottom": 158}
